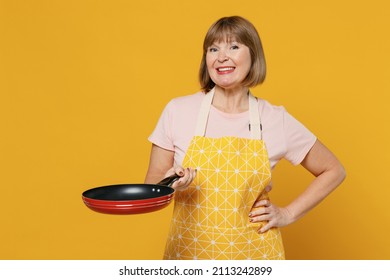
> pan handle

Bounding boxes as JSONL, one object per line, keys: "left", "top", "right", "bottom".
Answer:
{"left": 157, "top": 174, "right": 181, "bottom": 188}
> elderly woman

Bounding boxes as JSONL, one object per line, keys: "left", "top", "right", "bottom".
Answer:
{"left": 145, "top": 16, "right": 345, "bottom": 260}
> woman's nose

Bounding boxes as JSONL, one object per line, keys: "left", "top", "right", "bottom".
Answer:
{"left": 217, "top": 50, "right": 229, "bottom": 62}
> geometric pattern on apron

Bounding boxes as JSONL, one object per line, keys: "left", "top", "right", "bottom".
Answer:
{"left": 163, "top": 136, "right": 285, "bottom": 260}
{"left": 163, "top": 90, "right": 285, "bottom": 260}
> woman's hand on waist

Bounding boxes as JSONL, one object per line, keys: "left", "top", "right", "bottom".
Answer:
{"left": 249, "top": 200, "right": 294, "bottom": 233}
{"left": 165, "top": 166, "right": 196, "bottom": 191}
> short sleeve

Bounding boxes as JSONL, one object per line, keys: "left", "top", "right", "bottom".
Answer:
{"left": 148, "top": 100, "right": 175, "bottom": 151}
{"left": 283, "top": 110, "right": 317, "bottom": 165}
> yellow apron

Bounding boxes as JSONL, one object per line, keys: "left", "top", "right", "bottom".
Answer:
{"left": 163, "top": 89, "right": 285, "bottom": 260}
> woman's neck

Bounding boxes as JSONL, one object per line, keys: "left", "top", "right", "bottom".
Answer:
{"left": 212, "top": 86, "right": 250, "bottom": 113}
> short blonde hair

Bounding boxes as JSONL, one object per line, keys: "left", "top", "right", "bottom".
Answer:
{"left": 199, "top": 16, "right": 266, "bottom": 93}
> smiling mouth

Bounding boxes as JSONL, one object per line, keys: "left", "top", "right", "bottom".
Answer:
{"left": 216, "top": 67, "right": 235, "bottom": 74}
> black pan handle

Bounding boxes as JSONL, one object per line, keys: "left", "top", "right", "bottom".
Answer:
{"left": 157, "top": 174, "right": 181, "bottom": 188}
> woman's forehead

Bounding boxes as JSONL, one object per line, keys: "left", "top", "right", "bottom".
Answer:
{"left": 209, "top": 33, "right": 240, "bottom": 45}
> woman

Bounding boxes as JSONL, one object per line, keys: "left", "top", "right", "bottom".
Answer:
{"left": 145, "top": 16, "right": 345, "bottom": 260}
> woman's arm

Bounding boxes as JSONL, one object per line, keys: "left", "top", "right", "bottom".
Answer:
{"left": 250, "top": 139, "right": 346, "bottom": 232}
{"left": 144, "top": 144, "right": 175, "bottom": 184}
{"left": 144, "top": 144, "right": 196, "bottom": 190}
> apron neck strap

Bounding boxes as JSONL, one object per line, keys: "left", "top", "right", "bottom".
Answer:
{"left": 195, "top": 88, "right": 262, "bottom": 139}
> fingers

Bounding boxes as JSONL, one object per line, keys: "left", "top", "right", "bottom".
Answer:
{"left": 259, "top": 222, "right": 273, "bottom": 233}
{"left": 180, "top": 167, "right": 196, "bottom": 186}
{"left": 252, "top": 199, "right": 270, "bottom": 208}
{"left": 264, "top": 184, "right": 272, "bottom": 193}
{"left": 249, "top": 201, "right": 271, "bottom": 222}
{"left": 249, "top": 203, "right": 292, "bottom": 233}
{"left": 171, "top": 167, "right": 197, "bottom": 191}
{"left": 174, "top": 166, "right": 185, "bottom": 177}
{"left": 249, "top": 200, "right": 275, "bottom": 233}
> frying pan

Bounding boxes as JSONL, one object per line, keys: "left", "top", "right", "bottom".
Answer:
{"left": 82, "top": 174, "right": 180, "bottom": 214}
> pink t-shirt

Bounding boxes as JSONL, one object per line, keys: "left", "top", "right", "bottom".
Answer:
{"left": 148, "top": 91, "right": 317, "bottom": 170}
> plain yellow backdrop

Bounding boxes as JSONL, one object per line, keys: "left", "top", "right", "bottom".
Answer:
{"left": 1, "top": 0, "right": 389, "bottom": 259}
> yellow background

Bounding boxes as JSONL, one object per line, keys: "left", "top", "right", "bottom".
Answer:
{"left": 1, "top": 0, "right": 389, "bottom": 259}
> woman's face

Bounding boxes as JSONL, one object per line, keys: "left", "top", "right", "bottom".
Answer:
{"left": 206, "top": 38, "right": 251, "bottom": 91}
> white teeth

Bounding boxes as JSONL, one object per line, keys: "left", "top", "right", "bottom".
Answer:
{"left": 218, "top": 67, "right": 234, "bottom": 71}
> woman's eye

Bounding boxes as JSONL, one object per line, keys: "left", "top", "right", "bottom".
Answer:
{"left": 231, "top": 45, "right": 239, "bottom": 50}
{"left": 209, "top": 47, "right": 218, "bottom": 52}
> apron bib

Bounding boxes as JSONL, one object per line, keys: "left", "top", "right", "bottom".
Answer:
{"left": 163, "top": 89, "right": 285, "bottom": 260}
